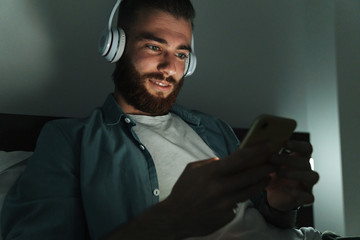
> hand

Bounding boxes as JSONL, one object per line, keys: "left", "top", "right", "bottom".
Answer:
{"left": 162, "top": 144, "right": 278, "bottom": 238}
{"left": 266, "top": 140, "right": 320, "bottom": 211}
{"left": 105, "top": 144, "right": 281, "bottom": 240}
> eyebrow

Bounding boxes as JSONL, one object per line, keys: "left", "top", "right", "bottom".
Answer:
{"left": 136, "top": 32, "right": 192, "bottom": 52}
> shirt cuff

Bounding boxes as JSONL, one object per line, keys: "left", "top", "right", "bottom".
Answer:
{"left": 252, "top": 191, "right": 298, "bottom": 228}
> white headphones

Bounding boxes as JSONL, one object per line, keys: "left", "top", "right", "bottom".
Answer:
{"left": 98, "top": 0, "right": 197, "bottom": 77}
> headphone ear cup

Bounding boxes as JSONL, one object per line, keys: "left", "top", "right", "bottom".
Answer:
{"left": 98, "top": 27, "right": 126, "bottom": 63}
{"left": 184, "top": 52, "right": 197, "bottom": 77}
{"left": 98, "top": 27, "right": 112, "bottom": 57}
{"left": 112, "top": 28, "right": 126, "bottom": 63}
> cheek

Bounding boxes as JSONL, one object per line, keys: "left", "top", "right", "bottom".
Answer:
{"left": 131, "top": 52, "right": 187, "bottom": 78}
{"left": 176, "top": 61, "right": 186, "bottom": 76}
{"left": 131, "top": 54, "right": 157, "bottom": 73}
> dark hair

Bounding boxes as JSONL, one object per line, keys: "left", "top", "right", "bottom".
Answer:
{"left": 117, "top": 0, "right": 195, "bottom": 32}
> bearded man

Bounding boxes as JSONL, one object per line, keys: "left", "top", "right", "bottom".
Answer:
{"left": 1, "top": 1, "right": 320, "bottom": 240}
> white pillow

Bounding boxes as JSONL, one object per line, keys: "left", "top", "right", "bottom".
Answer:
{"left": 0, "top": 151, "right": 33, "bottom": 240}
{"left": 0, "top": 151, "right": 33, "bottom": 174}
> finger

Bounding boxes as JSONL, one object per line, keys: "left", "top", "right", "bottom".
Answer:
{"left": 186, "top": 157, "right": 220, "bottom": 170}
{"left": 191, "top": 164, "right": 274, "bottom": 206}
{"left": 218, "top": 143, "right": 278, "bottom": 175}
{"left": 221, "top": 164, "right": 275, "bottom": 192}
{"left": 270, "top": 154, "right": 312, "bottom": 170}
{"left": 277, "top": 169, "right": 320, "bottom": 188}
{"left": 283, "top": 187, "right": 315, "bottom": 206}
{"left": 229, "top": 177, "right": 271, "bottom": 203}
{"left": 283, "top": 140, "right": 313, "bottom": 157}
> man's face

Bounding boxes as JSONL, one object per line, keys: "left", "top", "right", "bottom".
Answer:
{"left": 114, "top": 9, "right": 193, "bottom": 115}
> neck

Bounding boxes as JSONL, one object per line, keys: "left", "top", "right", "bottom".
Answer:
{"left": 113, "top": 90, "right": 158, "bottom": 116}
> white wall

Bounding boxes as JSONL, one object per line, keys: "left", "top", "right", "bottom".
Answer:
{"left": 302, "top": 1, "right": 360, "bottom": 235}
{"left": 304, "top": 0, "right": 345, "bottom": 235}
{"left": 0, "top": 1, "right": 114, "bottom": 117}
{"left": 1, "top": 0, "right": 359, "bottom": 236}
{"left": 179, "top": 0, "right": 309, "bottom": 130}
{"left": 335, "top": 1, "right": 360, "bottom": 236}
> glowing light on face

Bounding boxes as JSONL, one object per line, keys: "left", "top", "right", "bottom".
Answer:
{"left": 113, "top": 53, "right": 184, "bottom": 115}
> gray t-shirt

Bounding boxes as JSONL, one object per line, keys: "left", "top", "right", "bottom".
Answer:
{"left": 130, "top": 112, "right": 216, "bottom": 201}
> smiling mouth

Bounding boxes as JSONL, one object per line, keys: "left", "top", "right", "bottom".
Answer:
{"left": 149, "top": 79, "right": 172, "bottom": 89}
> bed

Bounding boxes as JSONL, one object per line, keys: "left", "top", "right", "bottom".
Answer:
{"left": 0, "top": 112, "right": 313, "bottom": 232}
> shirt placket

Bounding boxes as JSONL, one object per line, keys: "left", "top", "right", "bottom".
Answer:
{"left": 123, "top": 115, "right": 160, "bottom": 204}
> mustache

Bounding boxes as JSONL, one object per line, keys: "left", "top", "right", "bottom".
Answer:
{"left": 142, "top": 73, "right": 176, "bottom": 84}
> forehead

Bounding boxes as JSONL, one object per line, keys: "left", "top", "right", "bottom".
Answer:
{"left": 130, "top": 9, "right": 192, "bottom": 44}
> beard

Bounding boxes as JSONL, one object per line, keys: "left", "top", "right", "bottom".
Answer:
{"left": 113, "top": 54, "right": 184, "bottom": 116}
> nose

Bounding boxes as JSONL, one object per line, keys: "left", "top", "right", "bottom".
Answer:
{"left": 157, "top": 52, "right": 177, "bottom": 77}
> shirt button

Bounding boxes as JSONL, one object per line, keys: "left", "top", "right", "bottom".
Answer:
{"left": 124, "top": 117, "right": 131, "bottom": 124}
{"left": 139, "top": 145, "right": 145, "bottom": 151}
{"left": 153, "top": 189, "right": 160, "bottom": 196}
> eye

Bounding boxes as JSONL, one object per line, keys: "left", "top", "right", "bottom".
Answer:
{"left": 147, "top": 45, "right": 160, "bottom": 51}
{"left": 176, "top": 52, "right": 189, "bottom": 60}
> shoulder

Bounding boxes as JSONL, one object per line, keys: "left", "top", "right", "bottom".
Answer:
{"left": 39, "top": 107, "right": 105, "bottom": 145}
{"left": 171, "top": 104, "right": 240, "bottom": 153}
{"left": 172, "top": 103, "right": 233, "bottom": 132}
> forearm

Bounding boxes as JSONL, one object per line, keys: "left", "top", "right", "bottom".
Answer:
{"left": 102, "top": 200, "right": 185, "bottom": 240}
{"left": 253, "top": 191, "right": 297, "bottom": 228}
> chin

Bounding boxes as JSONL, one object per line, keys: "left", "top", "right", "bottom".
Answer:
{"left": 148, "top": 91, "right": 171, "bottom": 99}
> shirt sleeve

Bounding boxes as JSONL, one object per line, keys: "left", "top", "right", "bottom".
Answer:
{"left": 251, "top": 191, "right": 297, "bottom": 228}
{"left": 1, "top": 121, "right": 89, "bottom": 240}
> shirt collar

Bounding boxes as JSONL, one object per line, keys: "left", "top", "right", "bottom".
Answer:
{"left": 102, "top": 94, "right": 127, "bottom": 125}
{"left": 170, "top": 103, "right": 201, "bottom": 126}
{"left": 101, "top": 93, "right": 201, "bottom": 126}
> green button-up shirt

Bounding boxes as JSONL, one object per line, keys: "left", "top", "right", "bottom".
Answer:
{"left": 1, "top": 94, "right": 239, "bottom": 240}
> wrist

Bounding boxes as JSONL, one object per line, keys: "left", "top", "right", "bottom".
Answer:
{"left": 149, "top": 199, "right": 186, "bottom": 240}
{"left": 255, "top": 191, "right": 298, "bottom": 228}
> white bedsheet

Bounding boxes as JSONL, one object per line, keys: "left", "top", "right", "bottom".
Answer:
{"left": 187, "top": 200, "right": 322, "bottom": 240}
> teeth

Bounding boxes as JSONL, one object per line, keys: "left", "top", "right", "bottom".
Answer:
{"left": 154, "top": 81, "right": 169, "bottom": 87}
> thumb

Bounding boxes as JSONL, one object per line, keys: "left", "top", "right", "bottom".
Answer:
{"left": 187, "top": 157, "right": 220, "bottom": 170}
